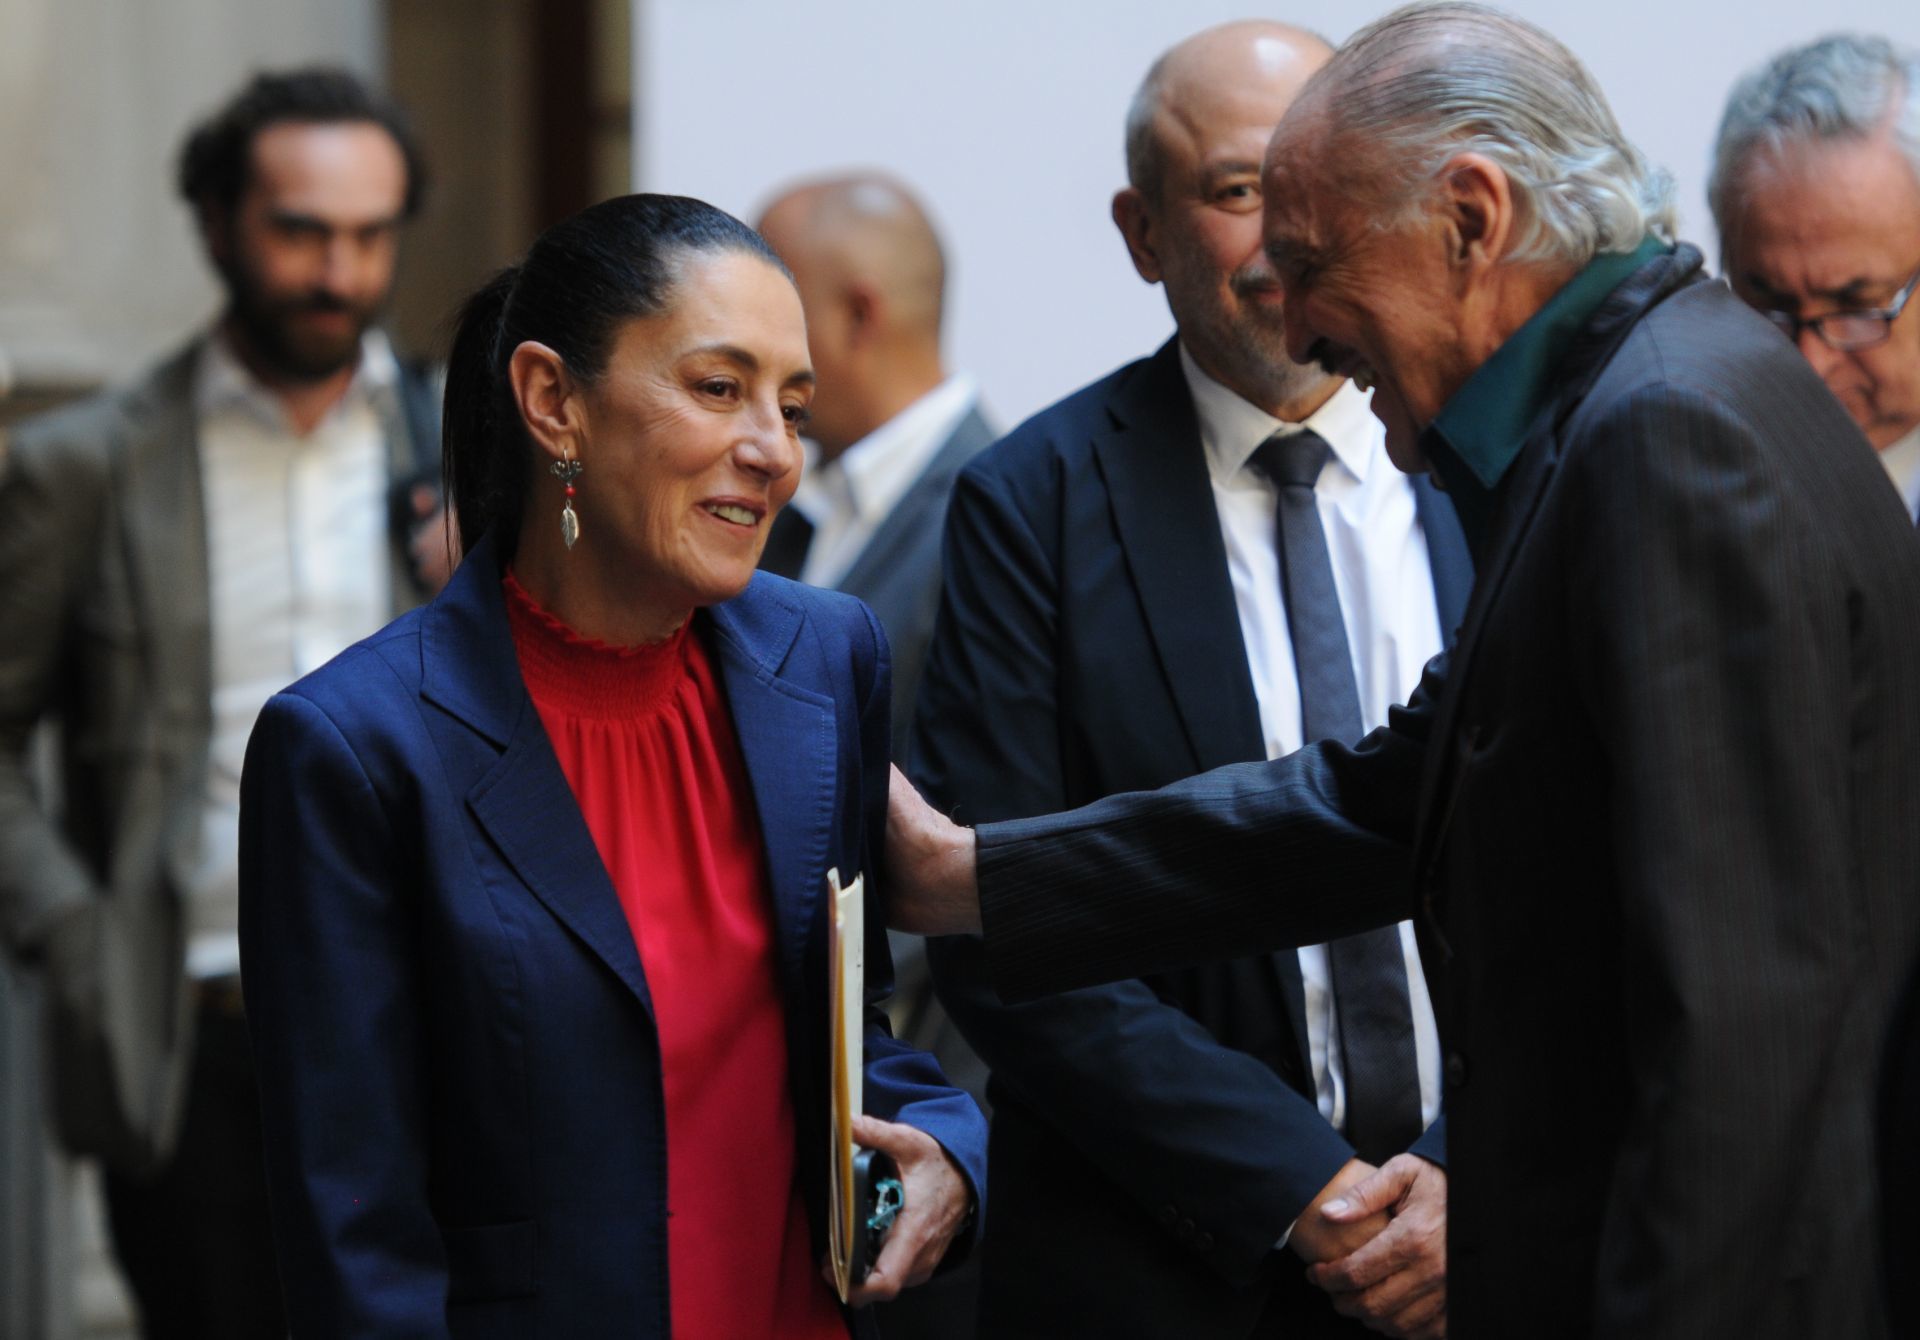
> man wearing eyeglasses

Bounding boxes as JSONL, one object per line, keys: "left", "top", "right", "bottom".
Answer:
{"left": 1712, "top": 34, "right": 1920, "bottom": 521}
{"left": 1713, "top": 35, "right": 1920, "bottom": 1327}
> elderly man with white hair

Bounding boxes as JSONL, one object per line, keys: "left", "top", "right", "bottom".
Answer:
{"left": 882, "top": 3, "right": 1920, "bottom": 1336}
{"left": 1711, "top": 34, "right": 1920, "bottom": 519}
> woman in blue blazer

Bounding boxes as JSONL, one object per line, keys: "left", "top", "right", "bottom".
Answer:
{"left": 237, "top": 195, "right": 985, "bottom": 1337}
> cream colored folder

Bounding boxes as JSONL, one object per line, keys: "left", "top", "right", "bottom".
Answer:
{"left": 827, "top": 867, "right": 865, "bottom": 1302}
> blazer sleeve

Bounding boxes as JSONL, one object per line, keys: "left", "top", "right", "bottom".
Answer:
{"left": 1566, "top": 385, "right": 1864, "bottom": 1338}
{"left": 913, "top": 456, "right": 1421, "bottom": 1280}
{"left": 847, "top": 598, "right": 989, "bottom": 1254}
{"left": 973, "top": 659, "right": 1439, "bottom": 1004}
{"left": 0, "top": 422, "right": 111, "bottom": 955}
{"left": 239, "top": 689, "right": 450, "bottom": 1338}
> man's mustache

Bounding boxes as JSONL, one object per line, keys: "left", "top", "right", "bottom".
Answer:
{"left": 282, "top": 291, "right": 365, "bottom": 316}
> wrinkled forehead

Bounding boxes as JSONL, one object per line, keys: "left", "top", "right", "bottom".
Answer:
{"left": 1261, "top": 108, "right": 1336, "bottom": 257}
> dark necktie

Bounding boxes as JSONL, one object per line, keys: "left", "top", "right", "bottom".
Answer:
{"left": 1252, "top": 429, "right": 1424, "bottom": 1164}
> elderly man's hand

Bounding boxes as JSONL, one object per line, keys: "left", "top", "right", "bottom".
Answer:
{"left": 883, "top": 766, "right": 981, "bottom": 936}
{"left": 839, "top": 1114, "right": 973, "bottom": 1306}
{"left": 1289, "top": 1158, "right": 1391, "bottom": 1264}
{"left": 1307, "top": 1153, "right": 1447, "bottom": 1339}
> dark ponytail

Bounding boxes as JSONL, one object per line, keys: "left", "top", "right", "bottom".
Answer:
{"left": 440, "top": 193, "right": 788, "bottom": 559}
{"left": 442, "top": 266, "right": 520, "bottom": 556}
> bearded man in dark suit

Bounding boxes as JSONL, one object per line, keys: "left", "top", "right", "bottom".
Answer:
{"left": 882, "top": 4, "right": 1920, "bottom": 1336}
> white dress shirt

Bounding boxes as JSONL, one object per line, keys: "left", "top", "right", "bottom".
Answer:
{"left": 1181, "top": 344, "right": 1445, "bottom": 1152}
{"left": 1877, "top": 421, "right": 1920, "bottom": 523}
{"left": 790, "top": 374, "right": 978, "bottom": 587}
{"left": 186, "top": 329, "right": 397, "bottom": 980}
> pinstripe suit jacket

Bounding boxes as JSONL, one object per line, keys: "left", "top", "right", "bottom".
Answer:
{"left": 968, "top": 246, "right": 1920, "bottom": 1338}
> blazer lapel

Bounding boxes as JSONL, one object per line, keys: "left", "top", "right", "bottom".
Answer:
{"left": 1409, "top": 247, "right": 1711, "bottom": 922}
{"left": 837, "top": 407, "right": 994, "bottom": 601}
{"left": 421, "top": 539, "right": 656, "bottom": 1018}
{"left": 1410, "top": 439, "right": 1561, "bottom": 902}
{"left": 1094, "top": 341, "right": 1266, "bottom": 773}
{"left": 1095, "top": 344, "right": 1312, "bottom": 1072}
{"left": 705, "top": 582, "right": 836, "bottom": 998}
{"left": 115, "top": 346, "right": 211, "bottom": 728}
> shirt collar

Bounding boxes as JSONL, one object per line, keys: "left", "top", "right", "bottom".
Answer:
{"left": 1179, "top": 340, "right": 1378, "bottom": 488}
{"left": 195, "top": 325, "right": 399, "bottom": 430}
{"left": 1877, "top": 419, "right": 1920, "bottom": 524}
{"left": 1423, "top": 235, "right": 1670, "bottom": 550}
{"left": 794, "top": 373, "right": 977, "bottom": 522}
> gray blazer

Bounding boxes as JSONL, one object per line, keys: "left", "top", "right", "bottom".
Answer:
{"left": 0, "top": 338, "right": 438, "bottom": 1174}
{"left": 762, "top": 405, "right": 995, "bottom": 763}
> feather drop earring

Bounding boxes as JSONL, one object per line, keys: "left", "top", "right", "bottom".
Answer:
{"left": 551, "top": 457, "right": 584, "bottom": 549}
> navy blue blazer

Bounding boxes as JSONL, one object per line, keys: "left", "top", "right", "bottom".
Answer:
{"left": 238, "top": 535, "right": 986, "bottom": 1338}
{"left": 913, "top": 339, "right": 1469, "bottom": 1338}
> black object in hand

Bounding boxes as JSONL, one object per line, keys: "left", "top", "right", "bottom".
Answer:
{"left": 852, "top": 1147, "right": 904, "bottom": 1282}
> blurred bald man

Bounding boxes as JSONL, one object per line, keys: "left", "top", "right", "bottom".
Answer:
{"left": 757, "top": 175, "right": 995, "bottom": 763}
{"left": 912, "top": 21, "right": 1468, "bottom": 1339}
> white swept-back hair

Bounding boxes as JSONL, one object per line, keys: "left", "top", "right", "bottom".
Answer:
{"left": 1709, "top": 33, "right": 1920, "bottom": 251}
{"left": 1307, "top": 1, "right": 1676, "bottom": 267}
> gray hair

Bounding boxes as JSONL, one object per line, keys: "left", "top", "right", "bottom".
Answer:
{"left": 1311, "top": 1, "right": 1676, "bottom": 268}
{"left": 1709, "top": 34, "right": 1920, "bottom": 249}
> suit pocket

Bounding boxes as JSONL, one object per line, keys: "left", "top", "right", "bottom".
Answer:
{"left": 443, "top": 1219, "right": 536, "bottom": 1304}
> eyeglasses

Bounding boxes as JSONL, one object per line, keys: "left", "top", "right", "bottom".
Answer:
{"left": 1760, "top": 259, "right": 1920, "bottom": 351}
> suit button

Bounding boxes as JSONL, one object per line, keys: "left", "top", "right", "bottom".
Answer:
{"left": 1194, "top": 1232, "right": 1215, "bottom": 1254}
{"left": 1445, "top": 1051, "right": 1468, "bottom": 1089}
{"left": 1157, "top": 1204, "right": 1178, "bottom": 1230}
{"left": 1176, "top": 1217, "right": 1196, "bottom": 1241}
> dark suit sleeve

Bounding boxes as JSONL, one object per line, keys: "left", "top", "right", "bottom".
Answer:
{"left": 915, "top": 460, "right": 1412, "bottom": 1278}
{"left": 849, "top": 600, "right": 988, "bottom": 1252}
{"left": 972, "top": 662, "right": 1438, "bottom": 1004}
{"left": 240, "top": 691, "right": 450, "bottom": 1338}
{"left": 1567, "top": 386, "right": 1863, "bottom": 1338}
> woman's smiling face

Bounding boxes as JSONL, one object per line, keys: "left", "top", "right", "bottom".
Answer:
{"left": 569, "top": 249, "right": 815, "bottom": 618}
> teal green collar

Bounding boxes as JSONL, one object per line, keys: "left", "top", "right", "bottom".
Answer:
{"left": 1426, "top": 236, "right": 1669, "bottom": 550}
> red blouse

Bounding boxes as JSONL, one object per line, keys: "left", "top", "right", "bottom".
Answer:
{"left": 504, "top": 573, "right": 847, "bottom": 1339}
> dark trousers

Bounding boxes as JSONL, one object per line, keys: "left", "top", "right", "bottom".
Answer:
{"left": 102, "top": 992, "right": 285, "bottom": 1340}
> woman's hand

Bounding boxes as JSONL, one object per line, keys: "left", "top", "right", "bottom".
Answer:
{"left": 841, "top": 1113, "right": 973, "bottom": 1306}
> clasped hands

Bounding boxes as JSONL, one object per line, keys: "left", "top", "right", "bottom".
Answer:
{"left": 1291, "top": 1154, "right": 1447, "bottom": 1339}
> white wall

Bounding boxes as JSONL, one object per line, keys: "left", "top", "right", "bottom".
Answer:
{"left": 636, "top": 0, "right": 1919, "bottom": 431}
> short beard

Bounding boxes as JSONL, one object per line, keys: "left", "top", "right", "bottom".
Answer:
{"left": 1209, "top": 325, "right": 1331, "bottom": 413}
{"left": 1174, "top": 261, "right": 1336, "bottom": 416}
{"left": 221, "top": 260, "right": 382, "bottom": 383}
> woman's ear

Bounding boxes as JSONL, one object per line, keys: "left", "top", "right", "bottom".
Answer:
{"left": 507, "top": 341, "right": 584, "bottom": 464}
